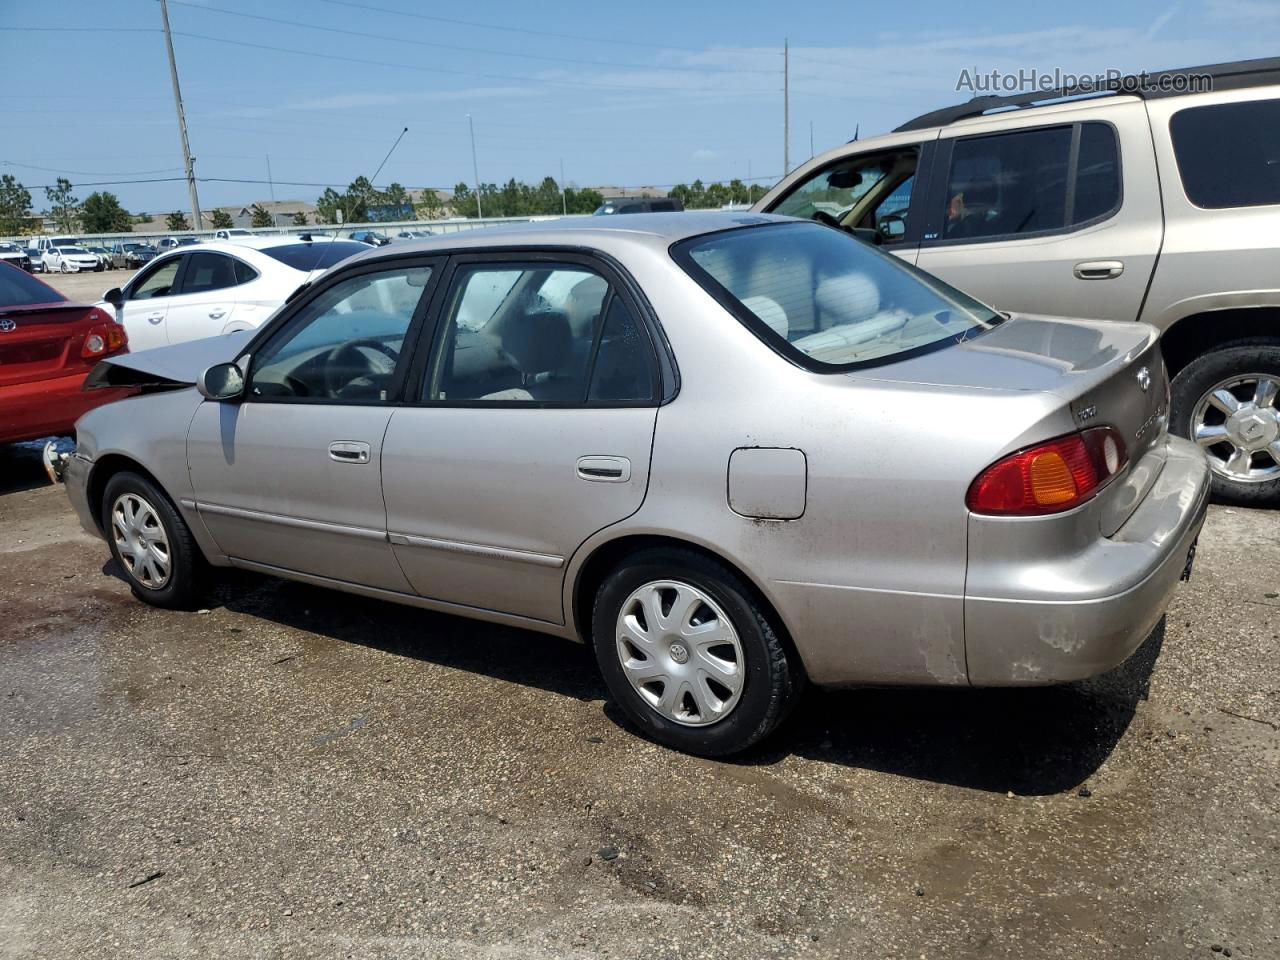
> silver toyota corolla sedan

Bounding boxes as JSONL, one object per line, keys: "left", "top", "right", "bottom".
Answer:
{"left": 64, "top": 213, "right": 1210, "bottom": 756}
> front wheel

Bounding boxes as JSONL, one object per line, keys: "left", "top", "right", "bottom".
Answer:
{"left": 102, "top": 471, "right": 206, "bottom": 609}
{"left": 591, "top": 548, "right": 802, "bottom": 756}
{"left": 1170, "top": 343, "right": 1280, "bottom": 506}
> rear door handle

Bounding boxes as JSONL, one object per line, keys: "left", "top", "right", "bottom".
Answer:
{"left": 577, "top": 455, "right": 631, "bottom": 482}
{"left": 208, "top": 308, "right": 226, "bottom": 319}
{"left": 329, "top": 440, "right": 371, "bottom": 464}
{"left": 1073, "top": 260, "right": 1124, "bottom": 280}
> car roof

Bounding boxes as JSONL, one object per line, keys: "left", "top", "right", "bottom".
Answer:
{"left": 351, "top": 211, "right": 795, "bottom": 262}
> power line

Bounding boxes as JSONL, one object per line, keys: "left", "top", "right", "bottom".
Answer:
{"left": 18, "top": 174, "right": 783, "bottom": 191}
{"left": 1, "top": 161, "right": 184, "bottom": 177}
{"left": 165, "top": 0, "right": 778, "bottom": 77}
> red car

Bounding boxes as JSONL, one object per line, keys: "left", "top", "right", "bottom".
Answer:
{"left": 0, "top": 262, "right": 132, "bottom": 445}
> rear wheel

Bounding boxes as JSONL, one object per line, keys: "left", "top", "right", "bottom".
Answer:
{"left": 591, "top": 548, "right": 801, "bottom": 756}
{"left": 102, "top": 471, "right": 205, "bottom": 609}
{"left": 1170, "top": 343, "right": 1280, "bottom": 506}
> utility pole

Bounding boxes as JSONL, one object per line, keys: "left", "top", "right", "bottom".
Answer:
{"left": 783, "top": 39, "right": 789, "bottom": 177}
{"left": 467, "top": 114, "right": 483, "bottom": 219}
{"left": 810, "top": 121, "right": 814, "bottom": 160}
{"left": 159, "top": 0, "right": 201, "bottom": 229}
{"left": 266, "top": 154, "right": 275, "bottom": 203}
{"left": 560, "top": 157, "right": 568, "bottom": 216}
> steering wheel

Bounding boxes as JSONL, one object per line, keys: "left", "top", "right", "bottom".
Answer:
{"left": 812, "top": 210, "right": 844, "bottom": 230}
{"left": 323, "top": 338, "right": 399, "bottom": 397}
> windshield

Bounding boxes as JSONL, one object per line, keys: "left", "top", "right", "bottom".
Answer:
{"left": 673, "top": 221, "right": 1003, "bottom": 370}
{"left": 60, "top": 246, "right": 89, "bottom": 254}
{"left": 260, "top": 240, "right": 366, "bottom": 271}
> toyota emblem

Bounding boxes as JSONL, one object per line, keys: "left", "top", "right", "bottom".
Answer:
{"left": 1136, "top": 366, "right": 1151, "bottom": 392}
{"left": 0, "top": 318, "right": 16, "bottom": 333}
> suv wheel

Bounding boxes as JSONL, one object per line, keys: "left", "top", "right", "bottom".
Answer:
{"left": 1170, "top": 343, "right": 1280, "bottom": 506}
{"left": 591, "top": 548, "right": 802, "bottom": 756}
{"left": 102, "top": 471, "right": 206, "bottom": 609}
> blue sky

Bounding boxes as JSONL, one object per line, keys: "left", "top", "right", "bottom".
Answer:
{"left": 2, "top": 0, "right": 1278, "bottom": 215}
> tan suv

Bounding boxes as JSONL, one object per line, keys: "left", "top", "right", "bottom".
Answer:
{"left": 756, "top": 57, "right": 1280, "bottom": 505}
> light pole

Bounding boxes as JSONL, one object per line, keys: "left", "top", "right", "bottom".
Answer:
{"left": 159, "top": 0, "right": 201, "bottom": 229}
{"left": 560, "top": 157, "right": 568, "bottom": 216}
{"left": 467, "top": 114, "right": 482, "bottom": 219}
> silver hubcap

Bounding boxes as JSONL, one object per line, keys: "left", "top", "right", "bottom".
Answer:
{"left": 615, "top": 580, "right": 744, "bottom": 727}
{"left": 1192, "top": 374, "right": 1280, "bottom": 483}
{"left": 110, "top": 493, "right": 171, "bottom": 589}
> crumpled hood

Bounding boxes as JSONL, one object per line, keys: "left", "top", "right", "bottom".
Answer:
{"left": 82, "top": 331, "right": 251, "bottom": 390}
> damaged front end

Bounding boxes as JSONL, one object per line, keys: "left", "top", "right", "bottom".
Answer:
{"left": 82, "top": 331, "right": 252, "bottom": 393}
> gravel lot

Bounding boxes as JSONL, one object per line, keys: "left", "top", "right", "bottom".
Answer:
{"left": 1, "top": 276, "right": 1278, "bottom": 957}
{"left": 31, "top": 267, "right": 130, "bottom": 305}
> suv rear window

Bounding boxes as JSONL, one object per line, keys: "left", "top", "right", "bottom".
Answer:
{"left": 673, "top": 221, "right": 1003, "bottom": 370}
{"left": 1170, "top": 99, "right": 1280, "bottom": 208}
{"left": 260, "top": 240, "right": 366, "bottom": 271}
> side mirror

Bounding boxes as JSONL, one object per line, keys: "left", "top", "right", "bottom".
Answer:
{"left": 196, "top": 361, "right": 245, "bottom": 401}
{"left": 103, "top": 287, "right": 124, "bottom": 308}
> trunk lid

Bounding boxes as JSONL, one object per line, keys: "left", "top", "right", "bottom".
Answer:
{"left": 0, "top": 302, "right": 106, "bottom": 387}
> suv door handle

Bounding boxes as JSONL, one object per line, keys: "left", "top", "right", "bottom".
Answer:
{"left": 329, "top": 441, "right": 371, "bottom": 464}
{"left": 1073, "top": 260, "right": 1124, "bottom": 280}
{"left": 577, "top": 456, "right": 631, "bottom": 482}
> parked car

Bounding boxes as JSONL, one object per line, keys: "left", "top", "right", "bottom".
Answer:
{"left": 43, "top": 245, "right": 103, "bottom": 273}
{"left": 757, "top": 57, "right": 1280, "bottom": 506}
{"left": 593, "top": 197, "right": 684, "bottom": 215}
{"left": 25, "top": 247, "right": 44, "bottom": 273}
{"left": 0, "top": 241, "right": 31, "bottom": 272}
{"left": 98, "top": 236, "right": 367, "bottom": 351}
{"left": 0, "top": 262, "right": 131, "bottom": 445}
{"left": 110, "top": 242, "right": 158, "bottom": 270}
{"left": 65, "top": 213, "right": 1208, "bottom": 756}
{"left": 347, "top": 230, "right": 391, "bottom": 246}
{"left": 214, "top": 229, "right": 253, "bottom": 241}
{"left": 395, "top": 229, "right": 434, "bottom": 240}
{"left": 85, "top": 245, "right": 113, "bottom": 270}
{"left": 157, "top": 237, "right": 201, "bottom": 252}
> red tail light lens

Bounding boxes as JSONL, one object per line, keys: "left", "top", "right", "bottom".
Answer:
{"left": 966, "top": 427, "right": 1129, "bottom": 516}
{"left": 81, "top": 310, "right": 128, "bottom": 359}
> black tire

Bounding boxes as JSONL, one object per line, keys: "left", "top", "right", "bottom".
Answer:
{"left": 591, "top": 548, "right": 803, "bottom": 756}
{"left": 101, "top": 471, "right": 206, "bottom": 609}
{"left": 1169, "top": 341, "right": 1280, "bottom": 507}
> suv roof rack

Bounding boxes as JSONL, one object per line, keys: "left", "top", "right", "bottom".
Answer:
{"left": 893, "top": 56, "right": 1280, "bottom": 133}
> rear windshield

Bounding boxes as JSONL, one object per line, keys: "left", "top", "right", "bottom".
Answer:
{"left": 673, "top": 221, "right": 1003, "bottom": 370}
{"left": 0, "top": 263, "right": 64, "bottom": 307}
{"left": 260, "top": 240, "right": 366, "bottom": 271}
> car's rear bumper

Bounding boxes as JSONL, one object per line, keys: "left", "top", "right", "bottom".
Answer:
{"left": 964, "top": 434, "right": 1210, "bottom": 685}
{"left": 0, "top": 372, "right": 133, "bottom": 445}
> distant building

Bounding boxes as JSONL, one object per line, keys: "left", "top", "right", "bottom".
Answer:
{"left": 231, "top": 200, "right": 317, "bottom": 228}
{"left": 592, "top": 186, "right": 669, "bottom": 199}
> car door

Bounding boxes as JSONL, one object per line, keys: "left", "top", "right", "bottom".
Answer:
{"left": 185, "top": 258, "right": 439, "bottom": 591}
{"left": 115, "top": 254, "right": 184, "bottom": 351}
{"left": 381, "top": 254, "right": 664, "bottom": 624}
{"left": 163, "top": 251, "right": 257, "bottom": 343}
{"left": 913, "top": 104, "right": 1163, "bottom": 321}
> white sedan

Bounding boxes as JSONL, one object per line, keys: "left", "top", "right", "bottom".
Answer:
{"left": 43, "top": 245, "right": 103, "bottom": 273}
{"left": 99, "top": 236, "right": 367, "bottom": 351}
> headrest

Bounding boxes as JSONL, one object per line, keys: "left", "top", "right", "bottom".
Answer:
{"left": 815, "top": 273, "right": 880, "bottom": 324}
{"left": 502, "top": 310, "right": 572, "bottom": 374}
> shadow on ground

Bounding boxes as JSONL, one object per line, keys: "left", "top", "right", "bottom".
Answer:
{"left": 202, "top": 570, "right": 1161, "bottom": 797}
{"left": 0, "top": 439, "right": 64, "bottom": 495}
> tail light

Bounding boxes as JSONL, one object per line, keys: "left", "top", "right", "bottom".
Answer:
{"left": 966, "top": 427, "right": 1129, "bottom": 516}
{"left": 81, "top": 309, "right": 128, "bottom": 359}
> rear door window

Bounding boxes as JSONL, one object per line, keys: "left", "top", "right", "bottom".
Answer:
{"left": 180, "top": 252, "right": 250, "bottom": 295}
{"left": 1170, "top": 99, "right": 1280, "bottom": 208}
{"left": 938, "top": 122, "right": 1119, "bottom": 242}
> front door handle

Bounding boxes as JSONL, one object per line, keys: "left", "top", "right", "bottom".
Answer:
{"left": 577, "top": 455, "right": 631, "bottom": 482}
{"left": 208, "top": 308, "right": 226, "bottom": 319}
{"left": 329, "top": 440, "right": 371, "bottom": 464}
{"left": 1073, "top": 259, "right": 1124, "bottom": 280}
{"left": 146, "top": 313, "right": 163, "bottom": 323}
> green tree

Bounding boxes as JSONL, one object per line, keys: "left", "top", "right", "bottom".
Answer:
{"left": 727, "top": 179, "right": 748, "bottom": 205}
{"left": 0, "top": 175, "right": 32, "bottom": 235}
{"left": 451, "top": 182, "right": 478, "bottom": 219}
{"left": 291, "top": 210, "right": 309, "bottom": 226}
{"left": 166, "top": 210, "right": 191, "bottom": 231}
{"left": 249, "top": 204, "right": 274, "bottom": 228}
{"left": 45, "top": 177, "right": 80, "bottom": 232}
{"left": 316, "top": 188, "right": 343, "bottom": 224}
{"left": 381, "top": 182, "right": 409, "bottom": 206}
{"left": 209, "top": 209, "right": 234, "bottom": 229}
{"left": 414, "top": 189, "right": 446, "bottom": 220}
{"left": 80, "top": 191, "right": 133, "bottom": 233}
{"left": 564, "top": 186, "right": 603, "bottom": 215}
{"left": 748, "top": 183, "right": 769, "bottom": 204}
{"left": 343, "top": 176, "right": 374, "bottom": 221}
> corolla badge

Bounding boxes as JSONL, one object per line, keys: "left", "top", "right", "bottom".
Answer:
{"left": 1136, "top": 366, "right": 1151, "bottom": 392}
{"left": 0, "top": 318, "right": 16, "bottom": 333}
